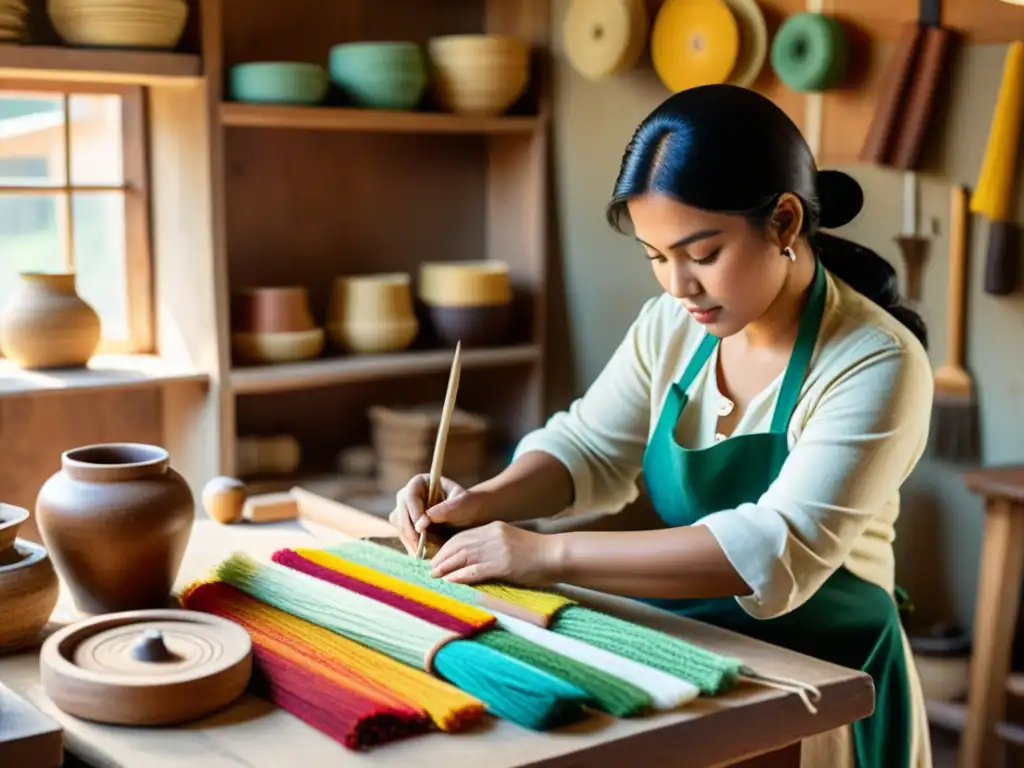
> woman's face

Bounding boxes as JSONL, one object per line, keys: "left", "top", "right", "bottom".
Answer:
{"left": 626, "top": 192, "right": 797, "bottom": 337}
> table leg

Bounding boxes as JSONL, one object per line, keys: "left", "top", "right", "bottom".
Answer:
{"left": 959, "top": 499, "right": 1024, "bottom": 768}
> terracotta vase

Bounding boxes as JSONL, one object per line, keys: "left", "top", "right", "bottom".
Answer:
{"left": 0, "top": 504, "right": 59, "bottom": 653}
{"left": 35, "top": 443, "right": 194, "bottom": 615}
{"left": 0, "top": 272, "right": 102, "bottom": 369}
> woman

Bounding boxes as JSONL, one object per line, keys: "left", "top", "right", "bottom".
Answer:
{"left": 391, "top": 84, "right": 933, "bottom": 768}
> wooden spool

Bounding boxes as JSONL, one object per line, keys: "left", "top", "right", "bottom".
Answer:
{"left": 40, "top": 609, "right": 253, "bottom": 726}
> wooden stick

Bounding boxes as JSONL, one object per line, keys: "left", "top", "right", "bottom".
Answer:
{"left": 417, "top": 341, "right": 463, "bottom": 559}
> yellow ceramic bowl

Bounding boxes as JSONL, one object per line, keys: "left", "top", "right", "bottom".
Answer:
{"left": 231, "top": 328, "right": 325, "bottom": 364}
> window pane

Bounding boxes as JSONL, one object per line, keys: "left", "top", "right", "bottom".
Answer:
{"left": 70, "top": 94, "right": 123, "bottom": 186}
{"left": 0, "top": 92, "right": 66, "bottom": 186}
{"left": 73, "top": 192, "right": 128, "bottom": 341}
{"left": 0, "top": 194, "right": 67, "bottom": 310}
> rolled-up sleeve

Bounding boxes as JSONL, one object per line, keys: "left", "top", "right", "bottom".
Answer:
{"left": 696, "top": 339, "right": 933, "bottom": 619}
{"left": 513, "top": 297, "right": 659, "bottom": 516}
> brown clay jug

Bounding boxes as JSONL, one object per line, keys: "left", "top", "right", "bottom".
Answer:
{"left": 0, "top": 504, "right": 59, "bottom": 653}
{"left": 35, "top": 443, "right": 194, "bottom": 615}
{"left": 0, "top": 272, "right": 101, "bottom": 369}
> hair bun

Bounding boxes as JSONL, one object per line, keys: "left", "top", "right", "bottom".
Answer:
{"left": 816, "top": 170, "right": 863, "bottom": 229}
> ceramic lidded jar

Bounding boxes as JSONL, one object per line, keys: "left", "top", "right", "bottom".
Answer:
{"left": 0, "top": 504, "right": 59, "bottom": 653}
{"left": 0, "top": 272, "right": 101, "bottom": 369}
{"left": 35, "top": 443, "right": 194, "bottom": 615}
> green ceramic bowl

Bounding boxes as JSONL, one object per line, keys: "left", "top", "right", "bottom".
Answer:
{"left": 328, "top": 41, "right": 428, "bottom": 110}
{"left": 229, "top": 62, "right": 330, "bottom": 105}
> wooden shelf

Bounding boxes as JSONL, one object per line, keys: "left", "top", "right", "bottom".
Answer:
{"left": 230, "top": 343, "right": 541, "bottom": 395}
{"left": 220, "top": 102, "right": 544, "bottom": 135}
{"left": 0, "top": 44, "right": 202, "bottom": 84}
{"left": 0, "top": 354, "right": 208, "bottom": 399}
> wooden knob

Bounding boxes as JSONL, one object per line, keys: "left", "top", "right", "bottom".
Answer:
{"left": 201, "top": 477, "right": 247, "bottom": 524}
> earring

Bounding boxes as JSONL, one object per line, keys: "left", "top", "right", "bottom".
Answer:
{"left": 783, "top": 246, "right": 796, "bottom": 262}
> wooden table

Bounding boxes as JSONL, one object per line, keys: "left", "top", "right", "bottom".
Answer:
{"left": 0, "top": 514, "right": 875, "bottom": 768}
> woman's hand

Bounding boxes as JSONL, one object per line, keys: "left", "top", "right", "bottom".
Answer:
{"left": 389, "top": 474, "right": 492, "bottom": 554}
{"left": 429, "top": 521, "right": 561, "bottom": 587}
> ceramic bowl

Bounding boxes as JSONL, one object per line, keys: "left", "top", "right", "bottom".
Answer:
{"left": 326, "top": 273, "right": 419, "bottom": 353}
{"left": 418, "top": 260, "right": 511, "bottom": 306}
{"left": 231, "top": 328, "right": 325, "bottom": 364}
{"left": 0, "top": 503, "right": 29, "bottom": 556}
{"left": 329, "top": 41, "right": 429, "bottom": 110}
{"left": 427, "top": 34, "right": 531, "bottom": 115}
{"left": 229, "top": 62, "right": 330, "bottom": 105}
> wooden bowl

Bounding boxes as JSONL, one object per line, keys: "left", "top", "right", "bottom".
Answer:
{"left": 48, "top": 0, "right": 188, "bottom": 49}
{"left": 231, "top": 286, "right": 316, "bottom": 334}
{"left": 231, "top": 328, "right": 325, "bottom": 364}
{"left": 0, "top": 502, "right": 29, "bottom": 555}
{"left": 427, "top": 34, "right": 531, "bottom": 115}
{"left": 0, "top": 504, "right": 59, "bottom": 653}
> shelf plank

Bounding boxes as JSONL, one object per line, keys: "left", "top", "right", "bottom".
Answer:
{"left": 0, "top": 44, "right": 202, "bottom": 85}
{"left": 230, "top": 343, "right": 541, "bottom": 395}
{"left": 220, "top": 102, "right": 543, "bottom": 135}
{"left": 0, "top": 354, "right": 209, "bottom": 399}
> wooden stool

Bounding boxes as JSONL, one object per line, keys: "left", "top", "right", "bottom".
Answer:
{"left": 959, "top": 466, "right": 1024, "bottom": 768}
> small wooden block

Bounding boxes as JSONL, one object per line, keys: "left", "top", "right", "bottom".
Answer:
{"left": 0, "top": 682, "right": 63, "bottom": 768}
{"left": 242, "top": 492, "right": 299, "bottom": 523}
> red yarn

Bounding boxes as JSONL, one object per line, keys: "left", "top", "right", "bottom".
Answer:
{"left": 272, "top": 548, "right": 478, "bottom": 635}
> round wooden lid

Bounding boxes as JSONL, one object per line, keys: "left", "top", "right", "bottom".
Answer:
{"left": 40, "top": 609, "right": 253, "bottom": 726}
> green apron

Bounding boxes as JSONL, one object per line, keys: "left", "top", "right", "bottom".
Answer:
{"left": 640, "top": 261, "right": 913, "bottom": 768}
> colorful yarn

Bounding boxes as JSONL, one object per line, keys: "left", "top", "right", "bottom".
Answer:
{"left": 215, "top": 552, "right": 591, "bottom": 730}
{"left": 553, "top": 606, "right": 742, "bottom": 696}
{"left": 493, "top": 611, "right": 699, "bottom": 711}
{"left": 180, "top": 581, "right": 430, "bottom": 749}
{"left": 472, "top": 629, "right": 653, "bottom": 717}
{"left": 273, "top": 548, "right": 486, "bottom": 635}
{"left": 325, "top": 540, "right": 742, "bottom": 696}
{"left": 181, "top": 580, "right": 484, "bottom": 733}
{"left": 286, "top": 547, "right": 493, "bottom": 631}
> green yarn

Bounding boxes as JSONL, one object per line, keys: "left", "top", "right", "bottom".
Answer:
{"left": 473, "top": 629, "right": 652, "bottom": 717}
{"left": 329, "top": 540, "right": 743, "bottom": 696}
{"left": 552, "top": 606, "right": 742, "bottom": 696}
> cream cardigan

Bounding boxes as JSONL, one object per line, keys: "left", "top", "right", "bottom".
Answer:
{"left": 512, "top": 268, "right": 935, "bottom": 767}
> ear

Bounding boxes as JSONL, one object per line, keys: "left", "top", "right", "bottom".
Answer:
{"left": 768, "top": 193, "right": 805, "bottom": 249}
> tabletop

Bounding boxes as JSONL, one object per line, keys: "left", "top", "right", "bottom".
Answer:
{"left": 0, "top": 496, "right": 875, "bottom": 768}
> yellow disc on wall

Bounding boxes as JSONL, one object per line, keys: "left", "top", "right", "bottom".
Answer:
{"left": 651, "top": 0, "right": 740, "bottom": 92}
{"left": 562, "top": 0, "right": 648, "bottom": 81}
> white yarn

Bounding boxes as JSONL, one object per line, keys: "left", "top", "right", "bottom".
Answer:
{"left": 493, "top": 611, "right": 699, "bottom": 710}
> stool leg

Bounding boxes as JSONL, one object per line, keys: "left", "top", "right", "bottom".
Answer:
{"left": 959, "top": 499, "right": 1024, "bottom": 768}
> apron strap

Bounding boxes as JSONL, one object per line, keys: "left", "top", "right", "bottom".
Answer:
{"left": 675, "top": 330, "right": 718, "bottom": 394}
{"left": 769, "top": 260, "right": 828, "bottom": 434}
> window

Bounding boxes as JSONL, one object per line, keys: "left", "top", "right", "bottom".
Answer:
{"left": 0, "top": 81, "right": 152, "bottom": 354}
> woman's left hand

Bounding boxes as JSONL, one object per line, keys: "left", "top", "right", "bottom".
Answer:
{"left": 429, "top": 521, "right": 560, "bottom": 587}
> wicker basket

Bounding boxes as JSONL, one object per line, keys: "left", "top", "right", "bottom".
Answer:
{"left": 48, "top": 0, "right": 188, "bottom": 49}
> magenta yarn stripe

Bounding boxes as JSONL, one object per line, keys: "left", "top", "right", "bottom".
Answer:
{"left": 271, "top": 549, "right": 479, "bottom": 636}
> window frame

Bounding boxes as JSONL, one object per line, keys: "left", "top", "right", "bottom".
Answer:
{"left": 0, "top": 78, "right": 153, "bottom": 355}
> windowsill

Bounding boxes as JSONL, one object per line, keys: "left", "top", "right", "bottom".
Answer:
{"left": 0, "top": 353, "right": 209, "bottom": 398}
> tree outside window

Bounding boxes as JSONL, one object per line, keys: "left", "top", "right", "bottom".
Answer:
{"left": 0, "top": 81, "right": 153, "bottom": 354}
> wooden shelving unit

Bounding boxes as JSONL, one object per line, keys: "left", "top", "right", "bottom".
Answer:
{"left": 201, "top": 0, "right": 553, "bottom": 487}
{"left": 0, "top": 43, "right": 201, "bottom": 84}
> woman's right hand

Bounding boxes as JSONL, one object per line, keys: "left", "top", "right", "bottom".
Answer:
{"left": 389, "top": 474, "right": 491, "bottom": 554}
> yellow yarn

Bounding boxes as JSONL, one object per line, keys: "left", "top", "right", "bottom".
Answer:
{"left": 295, "top": 547, "right": 496, "bottom": 628}
{"left": 475, "top": 583, "right": 576, "bottom": 617}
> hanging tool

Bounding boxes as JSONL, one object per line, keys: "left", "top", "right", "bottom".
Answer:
{"left": 970, "top": 41, "right": 1024, "bottom": 296}
{"left": 859, "top": 0, "right": 951, "bottom": 170}
{"left": 931, "top": 185, "right": 980, "bottom": 463}
{"left": 894, "top": 171, "right": 930, "bottom": 302}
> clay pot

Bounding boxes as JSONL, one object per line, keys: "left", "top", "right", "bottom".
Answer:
{"left": 0, "top": 504, "right": 60, "bottom": 653}
{"left": 418, "top": 260, "right": 513, "bottom": 347}
{"left": 231, "top": 286, "right": 316, "bottom": 334}
{"left": 35, "top": 443, "right": 195, "bottom": 615}
{"left": 326, "top": 273, "right": 419, "bottom": 353}
{"left": 0, "top": 272, "right": 101, "bottom": 369}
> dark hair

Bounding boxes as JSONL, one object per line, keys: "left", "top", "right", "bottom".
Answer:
{"left": 606, "top": 85, "right": 927, "bottom": 348}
